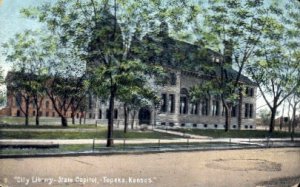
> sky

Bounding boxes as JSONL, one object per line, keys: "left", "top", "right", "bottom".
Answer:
{"left": 0, "top": 0, "right": 296, "bottom": 117}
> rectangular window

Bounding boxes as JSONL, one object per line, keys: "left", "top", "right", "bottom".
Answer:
{"left": 191, "top": 103, "right": 198, "bottom": 115}
{"left": 201, "top": 99, "right": 208, "bottom": 116}
{"left": 246, "top": 87, "right": 254, "bottom": 97}
{"left": 161, "top": 94, "right": 167, "bottom": 112}
{"left": 249, "top": 104, "right": 253, "bottom": 118}
{"left": 98, "top": 109, "right": 102, "bottom": 119}
{"left": 244, "top": 103, "right": 254, "bottom": 118}
{"left": 180, "top": 96, "right": 188, "bottom": 114}
{"left": 245, "top": 103, "right": 249, "bottom": 118}
{"left": 232, "top": 105, "right": 237, "bottom": 117}
{"left": 212, "top": 100, "right": 219, "bottom": 116}
{"left": 169, "top": 94, "right": 175, "bottom": 113}
{"left": 114, "top": 109, "right": 118, "bottom": 119}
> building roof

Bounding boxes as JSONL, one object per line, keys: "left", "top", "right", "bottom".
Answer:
{"left": 130, "top": 30, "right": 256, "bottom": 86}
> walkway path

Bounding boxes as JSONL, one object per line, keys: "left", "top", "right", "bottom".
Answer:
{"left": 153, "top": 128, "right": 211, "bottom": 139}
{"left": 1, "top": 137, "right": 299, "bottom": 145}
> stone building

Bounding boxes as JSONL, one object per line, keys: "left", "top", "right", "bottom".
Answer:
{"left": 1, "top": 19, "right": 257, "bottom": 129}
{"left": 84, "top": 22, "right": 257, "bottom": 130}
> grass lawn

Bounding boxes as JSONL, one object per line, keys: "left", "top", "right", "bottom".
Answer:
{"left": 0, "top": 144, "right": 93, "bottom": 155}
{"left": 172, "top": 129, "right": 300, "bottom": 138}
{"left": 0, "top": 130, "right": 181, "bottom": 139}
{"left": 0, "top": 142, "right": 242, "bottom": 155}
{"left": 0, "top": 116, "right": 100, "bottom": 128}
{"left": 0, "top": 124, "right": 100, "bottom": 129}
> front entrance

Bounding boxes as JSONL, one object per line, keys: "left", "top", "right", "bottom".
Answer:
{"left": 138, "top": 107, "right": 151, "bottom": 125}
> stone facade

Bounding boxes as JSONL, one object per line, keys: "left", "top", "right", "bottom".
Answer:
{"left": 84, "top": 67, "right": 257, "bottom": 130}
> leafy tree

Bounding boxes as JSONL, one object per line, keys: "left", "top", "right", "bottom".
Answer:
{"left": 45, "top": 74, "right": 86, "bottom": 127}
{"left": 191, "top": 0, "right": 283, "bottom": 131}
{"left": 6, "top": 71, "right": 33, "bottom": 125}
{"left": 0, "top": 66, "right": 5, "bottom": 106}
{"left": 23, "top": 0, "right": 197, "bottom": 146}
{"left": 247, "top": 0, "right": 300, "bottom": 133}
{"left": 3, "top": 30, "right": 52, "bottom": 125}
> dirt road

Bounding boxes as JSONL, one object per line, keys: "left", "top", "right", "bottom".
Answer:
{"left": 1, "top": 148, "right": 299, "bottom": 187}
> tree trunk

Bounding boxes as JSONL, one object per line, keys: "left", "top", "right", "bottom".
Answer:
{"left": 25, "top": 114, "right": 29, "bottom": 126}
{"left": 287, "top": 102, "right": 291, "bottom": 133}
{"left": 224, "top": 106, "right": 231, "bottom": 132}
{"left": 238, "top": 88, "right": 243, "bottom": 130}
{"left": 131, "top": 110, "right": 136, "bottom": 129}
{"left": 291, "top": 105, "right": 296, "bottom": 141}
{"left": 71, "top": 113, "right": 75, "bottom": 125}
{"left": 107, "top": 85, "right": 116, "bottom": 147}
{"left": 25, "top": 97, "right": 30, "bottom": 126}
{"left": 124, "top": 104, "right": 128, "bottom": 133}
{"left": 269, "top": 107, "right": 277, "bottom": 133}
{"left": 61, "top": 115, "right": 68, "bottom": 127}
{"left": 35, "top": 111, "right": 40, "bottom": 126}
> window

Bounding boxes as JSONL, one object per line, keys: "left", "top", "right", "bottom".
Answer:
{"left": 250, "top": 105, "right": 253, "bottom": 117}
{"left": 114, "top": 109, "right": 118, "bottom": 119}
{"left": 231, "top": 105, "right": 237, "bottom": 117}
{"left": 16, "top": 110, "right": 21, "bottom": 117}
{"left": 161, "top": 122, "right": 166, "bottom": 126}
{"left": 46, "top": 112, "right": 49, "bottom": 117}
{"left": 212, "top": 100, "right": 219, "bottom": 116}
{"left": 89, "top": 113, "right": 93, "bottom": 119}
{"left": 52, "top": 112, "right": 55, "bottom": 117}
{"left": 201, "top": 99, "right": 209, "bottom": 116}
{"left": 191, "top": 103, "right": 198, "bottom": 115}
{"left": 245, "top": 103, "right": 249, "bottom": 118}
{"left": 214, "top": 124, "right": 218, "bottom": 128}
{"left": 181, "top": 123, "right": 185, "bottom": 127}
{"left": 39, "top": 111, "right": 43, "bottom": 116}
{"left": 245, "top": 103, "right": 254, "bottom": 118}
{"left": 169, "top": 122, "right": 174, "bottom": 127}
{"left": 245, "top": 87, "right": 254, "bottom": 97}
{"left": 222, "top": 105, "right": 225, "bottom": 116}
{"left": 193, "top": 124, "right": 197, "bottom": 128}
{"left": 180, "top": 96, "right": 188, "bottom": 114}
{"left": 98, "top": 109, "right": 102, "bottom": 119}
{"left": 77, "top": 113, "right": 79, "bottom": 118}
{"left": 169, "top": 94, "right": 175, "bottom": 113}
{"left": 32, "top": 111, "right": 36, "bottom": 116}
{"left": 161, "top": 94, "right": 167, "bottom": 112}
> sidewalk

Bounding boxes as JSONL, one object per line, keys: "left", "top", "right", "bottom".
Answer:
{"left": 1, "top": 137, "right": 299, "bottom": 145}
{"left": 153, "top": 128, "right": 211, "bottom": 139}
